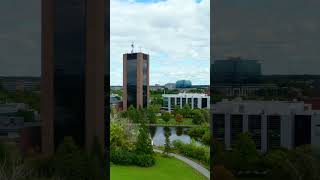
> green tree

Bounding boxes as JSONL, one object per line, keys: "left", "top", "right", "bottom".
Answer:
{"left": 163, "top": 127, "right": 172, "bottom": 156}
{"left": 147, "top": 104, "right": 160, "bottom": 124}
{"left": 127, "top": 105, "right": 141, "bottom": 123}
{"left": 200, "top": 109, "right": 210, "bottom": 123}
{"left": 181, "top": 104, "right": 192, "bottom": 118}
{"left": 135, "top": 123, "right": 153, "bottom": 155}
{"left": 231, "top": 132, "right": 260, "bottom": 171}
{"left": 192, "top": 109, "right": 205, "bottom": 125}
{"left": 172, "top": 105, "right": 181, "bottom": 116}
{"left": 161, "top": 112, "right": 171, "bottom": 123}
{"left": 53, "top": 137, "right": 89, "bottom": 180}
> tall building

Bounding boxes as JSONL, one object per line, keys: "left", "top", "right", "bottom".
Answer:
{"left": 41, "top": 0, "right": 106, "bottom": 155}
{"left": 123, "top": 52, "right": 150, "bottom": 110}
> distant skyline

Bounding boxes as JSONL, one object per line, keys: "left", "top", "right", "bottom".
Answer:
{"left": 110, "top": 0, "right": 210, "bottom": 86}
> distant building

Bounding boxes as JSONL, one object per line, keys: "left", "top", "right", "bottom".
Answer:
{"left": 176, "top": 80, "right": 192, "bottom": 88}
{"left": 0, "top": 77, "right": 40, "bottom": 92}
{"left": 212, "top": 57, "right": 261, "bottom": 84}
{"left": 111, "top": 86, "right": 122, "bottom": 90}
{"left": 150, "top": 84, "right": 163, "bottom": 91}
{"left": 211, "top": 58, "right": 278, "bottom": 97}
{"left": 0, "top": 103, "right": 41, "bottom": 153}
{"left": 162, "top": 93, "right": 210, "bottom": 112}
{"left": 212, "top": 99, "right": 320, "bottom": 152}
{"left": 165, "top": 83, "right": 176, "bottom": 90}
{"left": 123, "top": 52, "right": 150, "bottom": 110}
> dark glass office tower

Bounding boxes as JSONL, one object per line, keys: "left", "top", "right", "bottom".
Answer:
{"left": 41, "top": 0, "right": 106, "bottom": 155}
{"left": 123, "top": 53, "right": 149, "bottom": 110}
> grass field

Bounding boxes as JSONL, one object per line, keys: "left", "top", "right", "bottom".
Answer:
{"left": 111, "top": 155, "right": 207, "bottom": 180}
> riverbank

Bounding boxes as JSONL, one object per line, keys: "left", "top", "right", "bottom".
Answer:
{"left": 129, "top": 123, "right": 199, "bottom": 127}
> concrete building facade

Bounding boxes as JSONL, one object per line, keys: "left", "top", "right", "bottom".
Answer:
{"left": 212, "top": 99, "right": 320, "bottom": 152}
{"left": 162, "top": 93, "right": 210, "bottom": 112}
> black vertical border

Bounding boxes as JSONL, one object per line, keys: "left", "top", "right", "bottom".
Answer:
{"left": 105, "top": 0, "right": 110, "bottom": 179}
{"left": 210, "top": 0, "right": 215, "bottom": 179}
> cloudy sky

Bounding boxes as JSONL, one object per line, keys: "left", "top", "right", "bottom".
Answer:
{"left": 110, "top": 0, "right": 210, "bottom": 85}
{"left": 213, "top": 0, "right": 320, "bottom": 75}
{"left": 1, "top": 0, "right": 319, "bottom": 83}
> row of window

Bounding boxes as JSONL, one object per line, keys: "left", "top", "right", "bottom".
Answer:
{"left": 163, "top": 97, "right": 208, "bottom": 109}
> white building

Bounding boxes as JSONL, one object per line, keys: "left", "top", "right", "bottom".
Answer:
{"left": 212, "top": 99, "right": 320, "bottom": 152}
{"left": 162, "top": 93, "right": 210, "bottom": 112}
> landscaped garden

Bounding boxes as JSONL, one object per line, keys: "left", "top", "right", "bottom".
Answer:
{"left": 110, "top": 105, "right": 210, "bottom": 179}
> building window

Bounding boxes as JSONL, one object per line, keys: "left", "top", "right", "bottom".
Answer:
{"left": 170, "top": 97, "right": 175, "bottom": 107}
{"left": 187, "top": 98, "right": 192, "bottom": 105}
{"left": 182, "top": 98, "right": 186, "bottom": 107}
{"left": 127, "top": 59, "right": 137, "bottom": 108}
{"left": 202, "top": 98, "right": 207, "bottom": 108}
{"left": 267, "top": 115, "right": 281, "bottom": 150}
{"left": 248, "top": 115, "right": 262, "bottom": 150}
{"left": 163, "top": 97, "right": 169, "bottom": 108}
{"left": 213, "top": 114, "right": 225, "bottom": 146}
{"left": 193, "top": 98, "right": 198, "bottom": 108}
{"left": 177, "top": 98, "right": 181, "bottom": 107}
{"left": 231, "top": 115, "right": 243, "bottom": 146}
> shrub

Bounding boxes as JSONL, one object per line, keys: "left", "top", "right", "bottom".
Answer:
{"left": 175, "top": 114, "right": 183, "bottom": 123}
{"left": 111, "top": 148, "right": 135, "bottom": 165}
{"left": 134, "top": 154, "right": 155, "bottom": 167}
{"left": 201, "top": 131, "right": 211, "bottom": 146}
{"left": 172, "top": 140, "right": 210, "bottom": 166}
{"left": 111, "top": 148, "right": 155, "bottom": 167}
{"left": 191, "top": 109, "right": 205, "bottom": 124}
{"left": 161, "top": 112, "right": 171, "bottom": 123}
{"left": 53, "top": 137, "right": 90, "bottom": 179}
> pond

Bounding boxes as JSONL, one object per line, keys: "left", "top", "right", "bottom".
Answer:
{"left": 149, "top": 126, "right": 201, "bottom": 146}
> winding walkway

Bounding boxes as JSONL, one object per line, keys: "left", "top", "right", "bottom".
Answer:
{"left": 153, "top": 149, "right": 210, "bottom": 179}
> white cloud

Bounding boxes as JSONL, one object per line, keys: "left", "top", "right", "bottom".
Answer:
{"left": 111, "top": 0, "right": 210, "bottom": 85}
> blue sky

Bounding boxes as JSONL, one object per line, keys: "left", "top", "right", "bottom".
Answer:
{"left": 110, "top": 0, "right": 210, "bottom": 85}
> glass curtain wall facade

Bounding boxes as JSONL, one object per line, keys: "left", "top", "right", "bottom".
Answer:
{"left": 53, "top": 0, "right": 86, "bottom": 148}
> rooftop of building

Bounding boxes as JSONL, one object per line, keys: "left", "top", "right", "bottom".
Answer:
{"left": 162, "top": 93, "right": 210, "bottom": 98}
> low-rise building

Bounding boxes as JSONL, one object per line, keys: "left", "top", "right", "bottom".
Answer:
{"left": 0, "top": 103, "right": 41, "bottom": 153}
{"left": 162, "top": 93, "right": 210, "bottom": 112}
{"left": 212, "top": 99, "right": 320, "bottom": 152}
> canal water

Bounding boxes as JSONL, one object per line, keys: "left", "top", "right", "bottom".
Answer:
{"left": 149, "top": 126, "right": 201, "bottom": 146}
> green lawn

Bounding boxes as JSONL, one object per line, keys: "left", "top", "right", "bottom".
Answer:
{"left": 156, "top": 117, "right": 195, "bottom": 125}
{"left": 111, "top": 155, "right": 207, "bottom": 180}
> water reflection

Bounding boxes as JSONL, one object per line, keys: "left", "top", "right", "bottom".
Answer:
{"left": 149, "top": 126, "right": 200, "bottom": 146}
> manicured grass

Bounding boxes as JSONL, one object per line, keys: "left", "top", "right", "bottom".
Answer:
{"left": 111, "top": 154, "right": 207, "bottom": 180}
{"left": 156, "top": 117, "right": 195, "bottom": 125}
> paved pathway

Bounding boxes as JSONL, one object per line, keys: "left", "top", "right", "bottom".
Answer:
{"left": 154, "top": 149, "right": 210, "bottom": 179}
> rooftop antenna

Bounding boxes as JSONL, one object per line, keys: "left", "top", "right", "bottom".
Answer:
{"left": 131, "top": 41, "right": 134, "bottom": 53}
{"left": 139, "top": 46, "right": 142, "bottom": 52}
